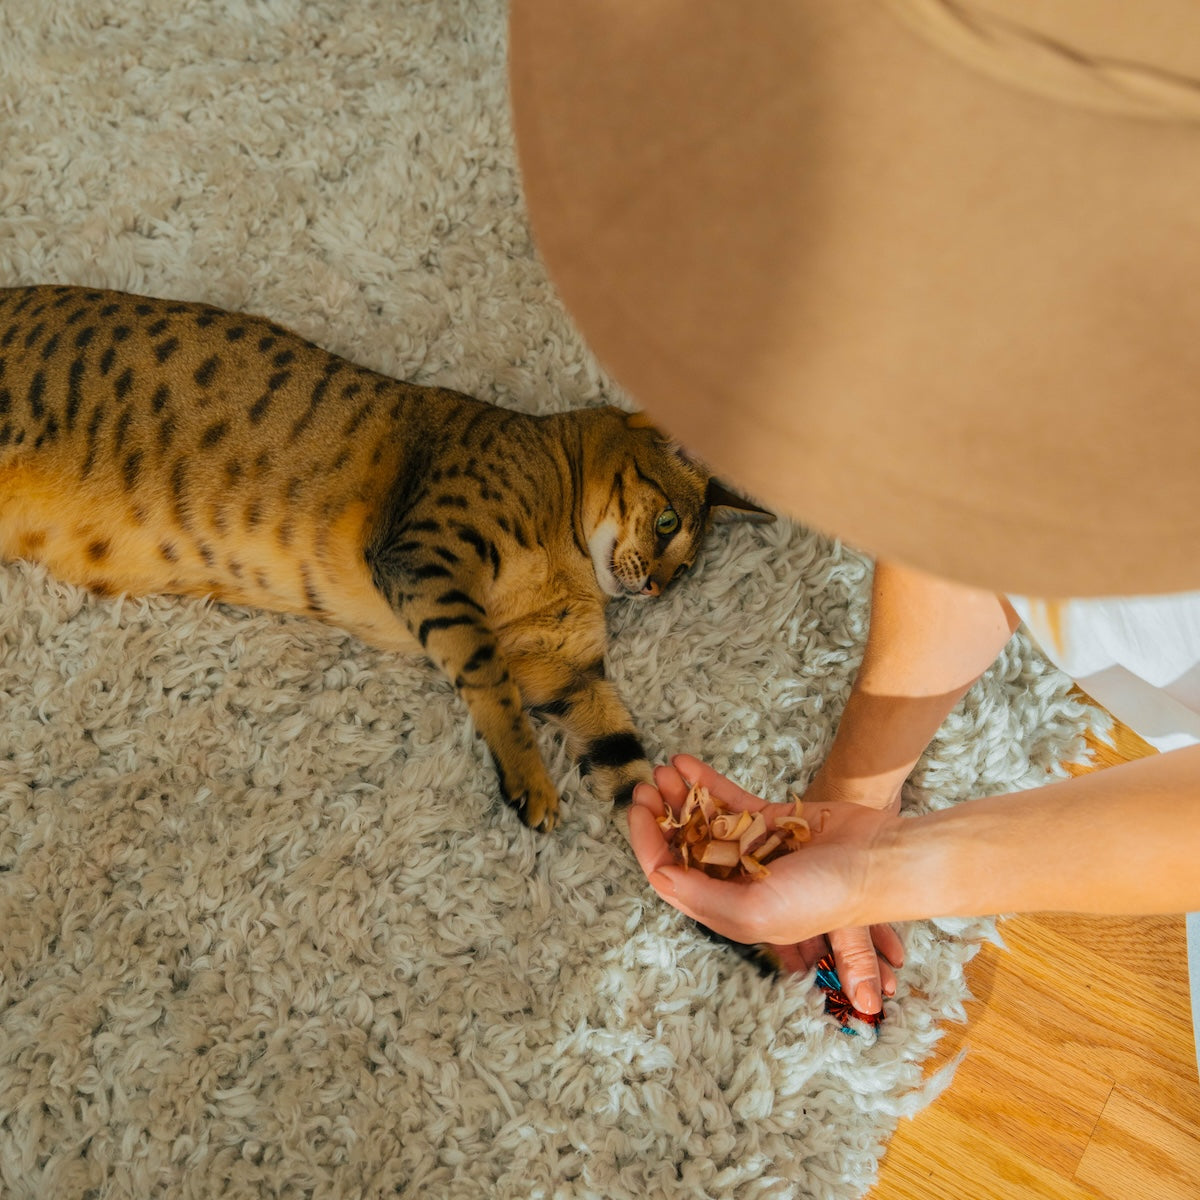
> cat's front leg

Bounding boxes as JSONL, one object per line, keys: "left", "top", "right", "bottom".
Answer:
{"left": 377, "top": 583, "right": 561, "bottom": 830}
{"left": 518, "top": 657, "right": 654, "bottom": 810}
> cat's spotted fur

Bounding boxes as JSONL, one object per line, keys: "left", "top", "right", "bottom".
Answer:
{"left": 0, "top": 285, "right": 769, "bottom": 830}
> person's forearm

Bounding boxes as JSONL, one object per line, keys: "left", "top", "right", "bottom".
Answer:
{"left": 869, "top": 745, "right": 1200, "bottom": 924}
{"left": 820, "top": 560, "right": 1019, "bottom": 806}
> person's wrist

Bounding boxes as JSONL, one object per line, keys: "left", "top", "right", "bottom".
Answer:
{"left": 856, "top": 812, "right": 922, "bottom": 928}
{"left": 806, "top": 765, "right": 903, "bottom": 813}
{"left": 862, "top": 804, "right": 975, "bottom": 928}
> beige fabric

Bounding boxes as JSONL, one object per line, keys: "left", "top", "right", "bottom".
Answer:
{"left": 509, "top": 0, "right": 1200, "bottom": 595}
{"left": 882, "top": 0, "right": 1200, "bottom": 120}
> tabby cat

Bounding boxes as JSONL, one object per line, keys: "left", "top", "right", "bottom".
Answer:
{"left": 0, "top": 285, "right": 770, "bottom": 830}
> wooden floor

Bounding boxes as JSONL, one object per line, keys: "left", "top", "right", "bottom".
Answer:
{"left": 870, "top": 711, "right": 1200, "bottom": 1200}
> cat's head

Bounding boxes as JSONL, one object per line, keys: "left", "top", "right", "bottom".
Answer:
{"left": 583, "top": 408, "right": 773, "bottom": 599}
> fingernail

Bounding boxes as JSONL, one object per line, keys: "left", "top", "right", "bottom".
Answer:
{"left": 854, "top": 984, "right": 881, "bottom": 1014}
{"left": 650, "top": 871, "right": 677, "bottom": 898}
{"left": 671, "top": 756, "right": 696, "bottom": 787}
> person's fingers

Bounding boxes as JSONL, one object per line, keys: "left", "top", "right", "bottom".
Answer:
{"left": 869, "top": 922, "right": 906, "bottom": 971}
{"left": 827, "top": 925, "right": 885, "bottom": 1015}
{"left": 876, "top": 957, "right": 898, "bottom": 999}
{"left": 648, "top": 865, "right": 774, "bottom": 945}
{"left": 631, "top": 779, "right": 665, "bottom": 816}
{"left": 768, "top": 935, "right": 828, "bottom": 975}
{"left": 650, "top": 763, "right": 691, "bottom": 811}
{"left": 670, "top": 755, "right": 771, "bottom": 813}
{"left": 768, "top": 928, "right": 903, "bottom": 997}
{"left": 627, "top": 792, "right": 677, "bottom": 879}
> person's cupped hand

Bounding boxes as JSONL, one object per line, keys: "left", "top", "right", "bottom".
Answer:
{"left": 628, "top": 754, "right": 905, "bottom": 1014}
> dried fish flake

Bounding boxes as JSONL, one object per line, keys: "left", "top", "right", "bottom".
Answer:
{"left": 656, "top": 782, "right": 813, "bottom": 880}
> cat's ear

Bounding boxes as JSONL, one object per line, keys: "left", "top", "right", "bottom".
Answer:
{"left": 623, "top": 410, "right": 773, "bottom": 521}
{"left": 706, "top": 478, "right": 775, "bottom": 524}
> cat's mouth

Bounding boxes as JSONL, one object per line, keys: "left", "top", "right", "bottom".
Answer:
{"left": 588, "top": 523, "right": 658, "bottom": 598}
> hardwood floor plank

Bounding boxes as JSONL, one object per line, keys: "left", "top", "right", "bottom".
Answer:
{"left": 1076, "top": 1085, "right": 1200, "bottom": 1200}
{"left": 923, "top": 927, "right": 1113, "bottom": 1175}
{"left": 873, "top": 1100, "right": 1104, "bottom": 1200}
{"left": 872, "top": 912, "right": 1199, "bottom": 1200}
{"left": 1018, "top": 915, "right": 1200, "bottom": 1119}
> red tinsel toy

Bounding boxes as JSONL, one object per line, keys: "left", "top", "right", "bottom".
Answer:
{"left": 814, "top": 954, "right": 886, "bottom": 1034}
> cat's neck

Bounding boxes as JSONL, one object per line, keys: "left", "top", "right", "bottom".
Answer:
{"left": 546, "top": 407, "right": 626, "bottom": 554}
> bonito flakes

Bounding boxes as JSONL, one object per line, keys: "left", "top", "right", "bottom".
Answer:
{"left": 657, "top": 783, "right": 812, "bottom": 880}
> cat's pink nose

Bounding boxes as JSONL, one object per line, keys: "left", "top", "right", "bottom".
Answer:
{"left": 641, "top": 580, "right": 661, "bottom": 597}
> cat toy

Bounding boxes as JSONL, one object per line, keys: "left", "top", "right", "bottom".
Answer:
{"left": 814, "top": 954, "right": 886, "bottom": 1035}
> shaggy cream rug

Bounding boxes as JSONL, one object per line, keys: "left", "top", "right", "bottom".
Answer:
{"left": 0, "top": 3, "right": 1094, "bottom": 1197}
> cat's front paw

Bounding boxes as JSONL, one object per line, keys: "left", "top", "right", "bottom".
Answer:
{"left": 605, "top": 760, "right": 655, "bottom": 809}
{"left": 578, "top": 733, "right": 652, "bottom": 809}
{"left": 518, "top": 782, "right": 560, "bottom": 832}
{"left": 496, "top": 764, "right": 561, "bottom": 832}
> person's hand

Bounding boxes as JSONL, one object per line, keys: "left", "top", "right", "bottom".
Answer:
{"left": 785, "top": 766, "right": 906, "bottom": 1013}
{"left": 628, "top": 755, "right": 905, "bottom": 1014}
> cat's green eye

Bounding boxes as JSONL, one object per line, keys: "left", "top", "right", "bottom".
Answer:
{"left": 655, "top": 508, "right": 680, "bottom": 537}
